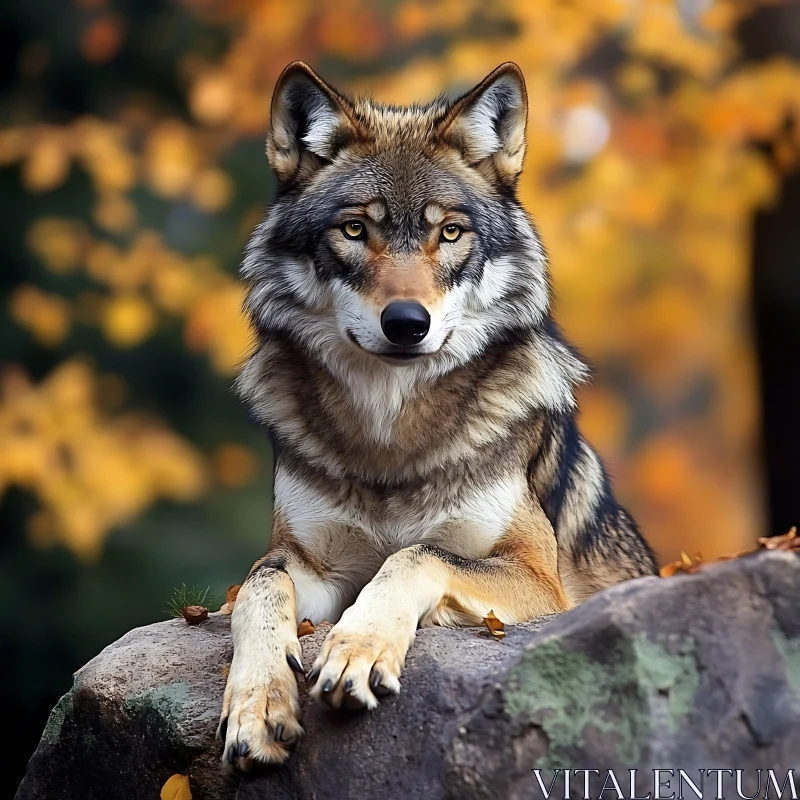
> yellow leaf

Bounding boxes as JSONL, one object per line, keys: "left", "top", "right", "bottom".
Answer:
{"left": 483, "top": 610, "right": 506, "bottom": 639}
{"left": 161, "top": 773, "right": 191, "bottom": 800}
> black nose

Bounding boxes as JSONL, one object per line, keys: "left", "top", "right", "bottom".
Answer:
{"left": 380, "top": 301, "right": 431, "bottom": 346}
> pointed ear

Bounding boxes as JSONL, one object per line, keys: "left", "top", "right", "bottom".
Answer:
{"left": 266, "top": 62, "right": 362, "bottom": 185}
{"left": 438, "top": 63, "right": 527, "bottom": 188}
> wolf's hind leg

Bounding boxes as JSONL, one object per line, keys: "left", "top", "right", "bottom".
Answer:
{"left": 308, "top": 530, "right": 569, "bottom": 711}
{"left": 217, "top": 552, "right": 306, "bottom": 772}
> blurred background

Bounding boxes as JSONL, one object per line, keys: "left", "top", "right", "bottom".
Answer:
{"left": 2, "top": 0, "right": 799, "bottom": 792}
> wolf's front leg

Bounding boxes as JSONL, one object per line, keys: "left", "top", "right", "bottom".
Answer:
{"left": 217, "top": 552, "right": 305, "bottom": 771}
{"left": 308, "top": 532, "right": 569, "bottom": 710}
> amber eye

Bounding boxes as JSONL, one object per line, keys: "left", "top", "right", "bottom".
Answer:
{"left": 441, "top": 224, "right": 462, "bottom": 243}
{"left": 342, "top": 221, "right": 365, "bottom": 240}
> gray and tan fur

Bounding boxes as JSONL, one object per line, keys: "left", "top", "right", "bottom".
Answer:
{"left": 218, "top": 61, "right": 657, "bottom": 771}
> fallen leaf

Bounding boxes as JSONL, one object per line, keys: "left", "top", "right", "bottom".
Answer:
{"left": 161, "top": 773, "right": 192, "bottom": 800}
{"left": 483, "top": 610, "right": 506, "bottom": 639}
{"left": 758, "top": 526, "right": 799, "bottom": 551}
{"left": 297, "top": 618, "right": 315, "bottom": 637}
{"left": 181, "top": 605, "right": 208, "bottom": 625}
{"left": 659, "top": 551, "right": 703, "bottom": 577}
{"left": 219, "top": 584, "right": 241, "bottom": 616}
{"left": 661, "top": 530, "right": 799, "bottom": 578}
{"left": 226, "top": 584, "right": 241, "bottom": 603}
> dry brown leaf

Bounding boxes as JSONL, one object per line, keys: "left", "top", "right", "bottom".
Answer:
{"left": 659, "top": 551, "right": 703, "bottom": 577}
{"left": 297, "top": 618, "right": 316, "bottom": 637}
{"left": 661, "top": 530, "right": 799, "bottom": 578}
{"left": 483, "top": 610, "right": 506, "bottom": 639}
{"left": 219, "top": 584, "right": 241, "bottom": 616}
{"left": 181, "top": 605, "right": 208, "bottom": 625}
{"left": 226, "top": 584, "right": 240, "bottom": 603}
{"left": 758, "top": 526, "right": 799, "bottom": 551}
{"left": 161, "top": 773, "right": 192, "bottom": 800}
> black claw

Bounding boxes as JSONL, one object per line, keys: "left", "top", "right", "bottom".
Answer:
{"left": 287, "top": 654, "right": 304, "bottom": 675}
{"left": 344, "top": 678, "right": 354, "bottom": 693}
{"left": 275, "top": 723, "right": 284, "bottom": 741}
{"left": 306, "top": 666, "right": 320, "bottom": 685}
{"left": 322, "top": 679, "right": 333, "bottom": 693}
{"left": 238, "top": 741, "right": 249, "bottom": 757}
{"left": 227, "top": 744, "right": 237, "bottom": 764}
{"left": 370, "top": 671, "right": 382, "bottom": 690}
{"left": 218, "top": 716, "right": 228, "bottom": 741}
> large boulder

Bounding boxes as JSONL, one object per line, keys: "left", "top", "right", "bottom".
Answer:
{"left": 16, "top": 550, "right": 800, "bottom": 800}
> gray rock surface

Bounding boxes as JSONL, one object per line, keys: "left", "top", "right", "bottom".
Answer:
{"left": 16, "top": 550, "right": 800, "bottom": 800}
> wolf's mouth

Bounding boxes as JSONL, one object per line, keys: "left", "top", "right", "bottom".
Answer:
{"left": 346, "top": 329, "right": 430, "bottom": 363}
{"left": 377, "top": 351, "right": 427, "bottom": 362}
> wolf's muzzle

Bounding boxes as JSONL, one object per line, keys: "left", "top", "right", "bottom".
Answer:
{"left": 380, "top": 301, "right": 431, "bottom": 346}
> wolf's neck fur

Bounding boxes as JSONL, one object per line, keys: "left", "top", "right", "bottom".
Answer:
{"left": 238, "top": 322, "right": 587, "bottom": 488}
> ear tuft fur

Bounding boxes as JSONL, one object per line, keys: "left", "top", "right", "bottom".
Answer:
{"left": 267, "top": 62, "right": 360, "bottom": 184}
{"left": 438, "top": 63, "right": 528, "bottom": 188}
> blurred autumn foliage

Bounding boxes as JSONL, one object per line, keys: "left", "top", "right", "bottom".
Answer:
{"left": 2, "top": 0, "right": 800, "bottom": 567}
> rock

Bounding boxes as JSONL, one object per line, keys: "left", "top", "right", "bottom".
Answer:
{"left": 16, "top": 550, "right": 800, "bottom": 800}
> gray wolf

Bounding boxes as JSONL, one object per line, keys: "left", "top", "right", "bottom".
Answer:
{"left": 217, "top": 60, "right": 657, "bottom": 771}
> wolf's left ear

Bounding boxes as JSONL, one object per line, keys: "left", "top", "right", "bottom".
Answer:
{"left": 438, "top": 63, "right": 527, "bottom": 188}
{"left": 267, "top": 61, "right": 362, "bottom": 184}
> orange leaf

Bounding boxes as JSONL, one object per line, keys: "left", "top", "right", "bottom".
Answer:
{"left": 219, "top": 584, "right": 241, "bottom": 616}
{"left": 483, "top": 610, "right": 506, "bottom": 639}
{"left": 660, "top": 551, "right": 703, "bottom": 577}
{"left": 226, "top": 584, "right": 240, "bottom": 603}
{"left": 297, "top": 618, "right": 316, "bottom": 637}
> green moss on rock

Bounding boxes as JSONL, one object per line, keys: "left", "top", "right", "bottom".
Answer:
{"left": 125, "top": 682, "right": 189, "bottom": 727}
{"left": 504, "top": 634, "right": 699, "bottom": 766}
{"left": 39, "top": 691, "right": 74, "bottom": 746}
{"left": 773, "top": 630, "right": 800, "bottom": 695}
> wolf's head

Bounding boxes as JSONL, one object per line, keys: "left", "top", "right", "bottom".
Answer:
{"left": 243, "top": 62, "right": 550, "bottom": 385}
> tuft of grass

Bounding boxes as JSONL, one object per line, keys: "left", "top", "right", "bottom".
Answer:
{"left": 164, "top": 584, "right": 223, "bottom": 618}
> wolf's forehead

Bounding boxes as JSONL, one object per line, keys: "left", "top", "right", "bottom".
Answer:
{"left": 332, "top": 152, "right": 466, "bottom": 221}
{"left": 352, "top": 98, "right": 447, "bottom": 143}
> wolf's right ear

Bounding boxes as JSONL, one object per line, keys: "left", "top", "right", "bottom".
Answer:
{"left": 267, "top": 62, "right": 361, "bottom": 184}
{"left": 437, "top": 63, "right": 527, "bottom": 188}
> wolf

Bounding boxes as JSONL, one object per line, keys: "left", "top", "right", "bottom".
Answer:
{"left": 217, "top": 60, "right": 657, "bottom": 771}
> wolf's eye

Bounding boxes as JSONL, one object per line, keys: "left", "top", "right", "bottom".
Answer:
{"left": 342, "top": 221, "right": 365, "bottom": 240}
{"left": 440, "top": 224, "right": 462, "bottom": 243}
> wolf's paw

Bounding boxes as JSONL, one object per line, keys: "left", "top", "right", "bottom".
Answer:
{"left": 217, "top": 646, "right": 305, "bottom": 773}
{"left": 307, "top": 623, "right": 412, "bottom": 710}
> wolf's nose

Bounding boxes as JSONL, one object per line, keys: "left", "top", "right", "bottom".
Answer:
{"left": 380, "top": 301, "right": 431, "bottom": 346}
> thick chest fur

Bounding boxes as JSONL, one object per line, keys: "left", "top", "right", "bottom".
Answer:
{"left": 275, "top": 466, "right": 532, "bottom": 570}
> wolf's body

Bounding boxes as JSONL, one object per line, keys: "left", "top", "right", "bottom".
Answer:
{"left": 218, "top": 61, "right": 656, "bottom": 771}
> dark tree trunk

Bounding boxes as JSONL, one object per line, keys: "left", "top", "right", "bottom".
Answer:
{"left": 740, "top": 4, "right": 800, "bottom": 536}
